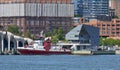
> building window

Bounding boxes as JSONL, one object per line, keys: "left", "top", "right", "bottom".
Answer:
{"left": 112, "top": 28, "right": 115, "bottom": 30}
{"left": 116, "top": 28, "right": 120, "bottom": 30}
{"left": 102, "top": 31, "right": 106, "bottom": 34}
{"left": 102, "top": 24, "right": 105, "bottom": 26}
{"left": 112, "top": 24, "right": 115, "bottom": 26}
{"left": 112, "top": 32, "right": 115, "bottom": 34}
{"left": 107, "top": 24, "right": 110, "bottom": 26}
{"left": 116, "top": 24, "right": 120, "bottom": 26}
{"left": 117, "top": 32, "right": 120, "bottom": 34}
{"left": 75, "top": 35, "right": 79, "bottom": 37}
{"left": 97, "top": 24, "right": 100, "bottom": 26}
{"left": 107, "top": 28, "right": 110, "bottom": 30}
{"left": 102, "top": 28, "right": 105, "bottom": 30}
{"left": 107, "top": 32, "right": 110, "bottom": 34}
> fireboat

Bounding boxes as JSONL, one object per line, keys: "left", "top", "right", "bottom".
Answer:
{"left": 17, "top": 37, "right": 71, "bottom": 55}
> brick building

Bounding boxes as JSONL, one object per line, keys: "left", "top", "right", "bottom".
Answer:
{"left": 72, "top": 18, "right": 120, "bottom": 37}
{"left": 84, "top": 19, "right": 120, "bottom": 37}
{"left": 0, "top": 0, "right": 74, "bottom": 37}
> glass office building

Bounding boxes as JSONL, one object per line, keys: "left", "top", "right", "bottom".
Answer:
{"left": 72, "top": 0, "right": 79, "bottom": 15}
{"left": 77, "top": 0, "right": 109, "bottom": 21}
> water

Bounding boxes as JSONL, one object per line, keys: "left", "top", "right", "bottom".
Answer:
{"left": 0, "top": 55, "right": 120, "bottom": 70}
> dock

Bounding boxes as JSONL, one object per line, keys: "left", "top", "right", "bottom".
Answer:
{"left": 116, "top": 50, "right": 120, "bottom": 55}
{"left": 72, "top": 50, "right": 116, "bottom": 55}
{"left": 91, "top": 51, "right": 115, "bottom": 55}
{"left": 71, "top": 50, "right": 91, "bottom": 55}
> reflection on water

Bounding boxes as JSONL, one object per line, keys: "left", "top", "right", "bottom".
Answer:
{"left": 0, "top": 55, "right": 120, "bottom": 70}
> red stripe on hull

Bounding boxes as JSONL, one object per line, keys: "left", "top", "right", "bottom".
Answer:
{"left": 17, "top": 49, "right": 71, "bottom": 55}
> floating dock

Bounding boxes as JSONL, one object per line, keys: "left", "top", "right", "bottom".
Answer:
{"left": 72, "top": 50, "right": 116, "bottom": 55}
{"left": 71, "top": 50, "right": 91, "bottom": 55}
{"left": 91, "top": 51, "right": 115, "bottom": 55}
{"left": 115, "top": 50, "right": 120, "bottom": 55}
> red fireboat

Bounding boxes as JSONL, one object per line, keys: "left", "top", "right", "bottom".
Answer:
{"left": 17, "top": 37, "right": 71, "bottom": 55}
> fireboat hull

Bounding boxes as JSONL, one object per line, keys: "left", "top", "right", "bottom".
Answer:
{"left": 17, "top": 49, "right": 71, "bottom": 55}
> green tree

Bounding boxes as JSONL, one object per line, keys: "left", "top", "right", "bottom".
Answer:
{"left": 7, "top": 25, "right": 21, "bottom": 35}
{"left": 57, "top": 28, "right": 64, "bottom": 40}
{"left": 53, "top": 29, "right": 57, "bottom": 36}
{"left": 45, "top": 32, "right": 52, "bottom": 37}
{"left": 115, "top": 39, "right": 120, "bottom": 46}
{"left": 112, "top": 15, "right": 119, "bottom": 18}
{"left": 99, "top": 37, "right": 106, "bottom": 46}
{"left": 52, "top": 36, "right": 59, "bottom": 44}
{"left": 99, "top": 37, "right": 103, "bottom": 46}
{"left": 106, "top": 38, "right": 114, "bottom": 46}
{"left": 99, "top": 38, "right": 120, "bottom": 47}
{"left": 24, "top": 31, "right": 31, "bottom": 38}
{"left": 45, "top": 28, "right": 65, "bottom": 44}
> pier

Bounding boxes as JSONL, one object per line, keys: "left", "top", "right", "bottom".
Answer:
{"left": 0, "top": 31, "right": 33, "bottom": 55}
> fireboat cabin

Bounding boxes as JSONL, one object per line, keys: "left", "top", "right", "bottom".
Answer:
{"left": 65, "top": 24, "right": 99, "bottom": 51}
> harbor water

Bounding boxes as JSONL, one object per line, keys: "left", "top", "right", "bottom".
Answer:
{"left": 0, "top": 55, "right": 120, "bottom": 70}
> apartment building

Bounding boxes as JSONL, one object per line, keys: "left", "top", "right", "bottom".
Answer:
{"left": 84, "top": 19, "right": 120, "bottom": 37}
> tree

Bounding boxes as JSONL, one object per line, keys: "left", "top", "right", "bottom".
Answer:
{"left": 57, "top": 28, "right": 64, "bottom": 40}
{"left": 24, "top": 31, "right": 31, "bottom": 38}
{"left": 99, "top": 37, "right": 106, "bottom": 46}
{"left": 45, "top": 32, "right": 52, "bottom": 37}
{"left": 99, "top": 37, "right": 120, "bottom": 47}
{"left": 112, "top": 15, "right": 119, "bottom": 19}
{"left": 7, "top": 25, "right": 21, "bottom": 35}
{"left": 53, "top": 29, "right": 57, "bottom": 36}
{"left": 106, "top": 38, "right": 115, "bottom": 46}
{"left": 52, "top": 36, "right": 59, "bottom": 44}
{"left": 45, "top": 28, "right": 65, "bottom": 44}
{"left": 115, "top": 39, "right": 120, "bottom": 46}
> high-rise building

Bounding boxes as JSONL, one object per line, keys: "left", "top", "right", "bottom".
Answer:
{"left": 77, "top": 0, "right": 109, "bottom": 21}
{"left": 0, "top": 0, "right": 74, "bottom": 37}
{"left": 72, "top": 0, "right": 79, "bottom": 15}
{"left": 110, "top": 0, "right": 120, "bottom": 18}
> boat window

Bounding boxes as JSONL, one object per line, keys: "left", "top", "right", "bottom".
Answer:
{"left": 34, "top": 42, "right": 39, "bottom": 44}
{"left": 83, "top": 46, "right": 86, "bottom": 49}
{"left": 77, "top": 46, "right": 81, "bottom": 50}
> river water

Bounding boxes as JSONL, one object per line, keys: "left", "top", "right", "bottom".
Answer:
{"left": 0, "top": 55, "right": 120, "bottom": 70}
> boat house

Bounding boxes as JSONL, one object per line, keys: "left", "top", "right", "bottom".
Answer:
{"left": 65, "top": 24, "right": 99, "bottom": 51}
